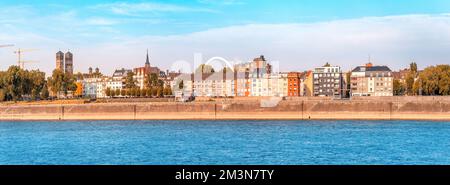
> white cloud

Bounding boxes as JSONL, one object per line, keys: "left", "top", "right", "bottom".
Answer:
{"left": 198, "top": 0, "right": 245, "bottom": 5}
{"left": 91, "top": 2, "right": 217, "bottom": 16}
{"left": 85, "top": 17, "right": 119, "bottom": 26}
{"left": 3, "top": 14, "right": 450, "bottom": 76}
{"left": 78, "top": 14, "right": 450, "bottom": 74}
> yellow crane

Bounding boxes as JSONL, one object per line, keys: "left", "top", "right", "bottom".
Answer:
{"left": 13, "top": 48, "right": 39, "bottom": 69}
{"left": 0, "top": 44, "right": 14, "bottom": 48}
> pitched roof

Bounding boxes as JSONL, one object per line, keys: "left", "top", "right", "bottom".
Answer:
{"left": 352, "top": 66, "right": 392, "bottom": 72}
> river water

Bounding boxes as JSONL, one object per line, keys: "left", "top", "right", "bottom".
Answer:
{"left": 1, "top": 120, "right": 449, "bottom": 164}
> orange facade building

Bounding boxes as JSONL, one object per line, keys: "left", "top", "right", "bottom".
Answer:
{"left": 288, "top": 72, "right": 302, "bottom": 96}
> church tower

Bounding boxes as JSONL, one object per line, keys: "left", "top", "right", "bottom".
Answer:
{"left": 65, "top": 51, "right": 73, "bottom": 76}
{"left": 145, "top": 49, "right": 150, "bottom": 69}
{"left": 56, "top": 51, "right": 64, "bottom": 72}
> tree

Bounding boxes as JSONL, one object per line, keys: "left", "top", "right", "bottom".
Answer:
{"left": 40, "top": 84, "right": 49, "bottom": 100}
{"left": 126, "top": 89, "right": 132, "bottom": 97}
{"left": 163, "top": 86, "right": 173, "bottom": 96}
{"left": 345, "top": 72, "right": 351, "bottom": 98}
{"left": 47, "top": 69, "right": 76, "bottom": 97}
{"left": 0, "top": 66, "right": 47, "bottom": 101}
{"left": 0, "top": 89, "right": 6, "bottom": 101}
{"left": 140, "top": 89, "right": 146, "bottom": 97}
{"left": 146, "top": 88, "right": 152, "bottom": 97}
{"left": 111, "top": 89, "right": 116, "bottom": 97}
{"left": 115, "top": 89, "right": 121, "bottom": 97}
{"left": 410, "top": 62, "right": 418, "bottom": 74}
{"left": 121, "top": 89, "right": 126, "bottom": 97}
{"left": 105, "top": 87, "right": 111, "bottom": 97}
{"left": 75, "top": 82, "right": 83, "bottom": 97}
{"left": 413, "top": 65, "right": 450, "bottom": 96}
{"left": 393, "top": 79, "right": 405, "bottom": 96}
{"left": 156, "top": 87, "right": 163, "bottom": 97}
{"left": 124, "top": 72, "right": 136, "bottom": 89}
{"left": 4, "top": 66, "right": 24, "bottom": 101}
{"left": 145, "top": 73, "right": 159, "bottom": 89}
{"left": 75, "top": 72, "right": 84, "bottom": 81}
{"left": 405, "top": 62, "right": 419, "bottom": 95}
{"left": 178, "top": 80, "right": 184, "bottom": 90}
{"left": 151, "top": 88, "right": 157, "bottom": 97}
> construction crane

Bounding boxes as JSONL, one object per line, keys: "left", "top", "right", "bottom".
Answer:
{"left": 13, "top": 48, "right": 39, "bottom": 69}
{"left": 19, "top": 60, "right": 39, "bottom": 69}
{"left": 0, "top": 44, "right": 14, "bottom": 48}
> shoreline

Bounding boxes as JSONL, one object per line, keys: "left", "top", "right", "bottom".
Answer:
{"left": 1, "top": 97, "right": 450, "bottom": 121}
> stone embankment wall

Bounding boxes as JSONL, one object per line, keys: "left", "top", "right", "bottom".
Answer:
{"left": 1, "top": 97, "right": 449, "bottom": 121}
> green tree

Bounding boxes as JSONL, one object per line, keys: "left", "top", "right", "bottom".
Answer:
{"left": 393, "top": 79, "right": 405, "bottom": 96}
{"left": 40, "top": 84, "right": 49, "bottom": 100}
{"left": 47, "top": 69, "right": 75, "bottom": 97}
{"left": 4, "top": 66, "right": 24, "bottom": 101}
{"left": 405, "top": 62, "right": 419, "bottom": 95}
{"left": 121, "top": 89, "right": 126, "bottom": 97}
{"left": 124, "top": 72, "right": 136, "bottom": 89}
{"left": 414, "top": 65, "right": 450, "bottom": 95}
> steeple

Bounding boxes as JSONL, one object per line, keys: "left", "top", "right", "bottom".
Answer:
{"left": 145, "top": 49, "right": 150, "bottom": 67}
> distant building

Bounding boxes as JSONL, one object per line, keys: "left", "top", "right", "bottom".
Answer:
{"left": 55, "top": 50, "right": 74, "bottom": 75}
{"left": 65, "top": 51, "right": 73, "bottom": 76}
{"left": 164, "top": 70, "right": 182, "bottom": 89}
{"left": 81, "top": 77, "right": 108, "bottom": 98}
{"left": 172, "top": 73, "right": 194, "bottom": 98}
{"left": 56, "top": 51, "right": 64, "bottom": 72}
{"left": 133, "top": 50, "right": 161, "bottom": 89}
{"left": 234, "top": 64, "right": 251, "bottom": 97}
{"left": 112, "top": 68, "right": 132, "bottom": 81}
{"left": 313, "top": 63, "right": 344, "bottom": 97}
{"left": 196, "top": 69, "right": 235, "bottom": 97}
{"left": 351, "top": 63, "right": 393, "bottom": 96}
{"left": 287, "top": 72, "right": 302, "bottom": 96}
{"left": 269, "top": 73, "right": 288, "bottom": 97}
{"left": 249, "top": 55, "right": 273, "bottom": 97}
{"left": 392, "top": 68, "right": 409, "bottom": 83}
{"left": 304, "top": 71, "right": 314, "bottom": 96}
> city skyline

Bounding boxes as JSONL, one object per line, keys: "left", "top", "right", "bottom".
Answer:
{"left": 2, "top": 0, "right": 450, "bottom": 75}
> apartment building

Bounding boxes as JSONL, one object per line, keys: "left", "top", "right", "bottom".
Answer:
{"left": 313, "top": 64, "right": 344, "bottom": 97}
{"left": 351, "top": 63, "right": 393, "bottom": 96}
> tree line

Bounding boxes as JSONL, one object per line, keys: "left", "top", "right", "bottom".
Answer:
{"left": 0, "top": 66, "right": 173, "bottom": 102}
{"left": 394, "top": 63, "right": 450, "bottom": 96}
{"left": 0, "top": 66, "right": 48, "bottom": 101}
{"left": 106, "top": 72, "right": 172, "bottom": 98}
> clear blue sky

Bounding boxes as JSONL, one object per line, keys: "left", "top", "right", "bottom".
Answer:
{"left": 1, "top": 0, "right": 450, "bottom": 74}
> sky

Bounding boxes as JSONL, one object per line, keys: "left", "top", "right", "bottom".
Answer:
{"left": 1, "top": 0, "right": 450, "bottom": 75}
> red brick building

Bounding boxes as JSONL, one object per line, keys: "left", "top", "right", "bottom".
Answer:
{"left": 288, "top": 72, "right": 302, "bottom": 96}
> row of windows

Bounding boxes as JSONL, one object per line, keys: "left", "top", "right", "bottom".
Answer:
{"left": 314, "top": 73, "right": 341, "bottom": 78}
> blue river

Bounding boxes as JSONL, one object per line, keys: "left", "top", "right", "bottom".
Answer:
{"left": 1, "top": 120, "right": 449, "bottom": 165}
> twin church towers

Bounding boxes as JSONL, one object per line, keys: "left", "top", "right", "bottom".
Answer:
{"left": 56, "top": 51, "right": 73, "bottom": 76}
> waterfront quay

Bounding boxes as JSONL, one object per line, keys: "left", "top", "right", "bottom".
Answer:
{"left": 1, "top": 96, "right": 449, "bottom": 121}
